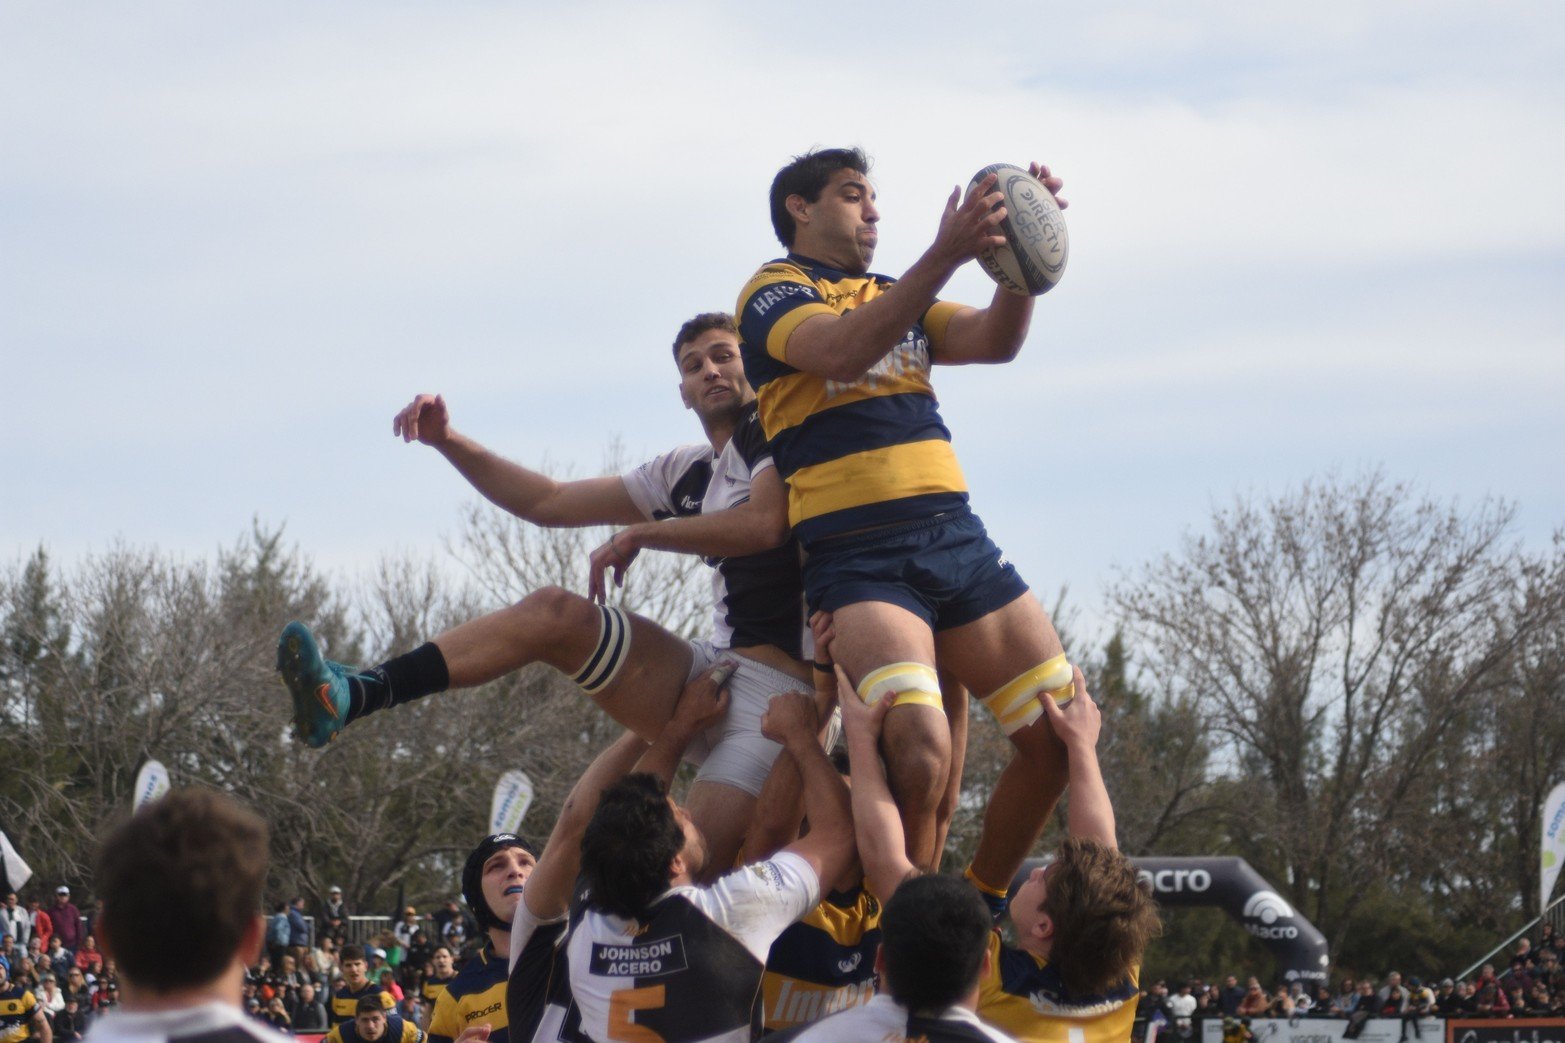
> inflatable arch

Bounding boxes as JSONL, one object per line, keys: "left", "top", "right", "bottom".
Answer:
{"left": 1012, "top": 855, "right": 1330, "bottom": 985}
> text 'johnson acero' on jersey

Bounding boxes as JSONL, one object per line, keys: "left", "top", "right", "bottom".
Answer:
{"left": 737, "top": 255, "right": 970, "bottom": 545}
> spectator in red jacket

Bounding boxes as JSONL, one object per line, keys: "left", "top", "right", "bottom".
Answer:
{"left": 73, "top": 937, "right": 103, "bottom": 977}
{"left": 29, "top": 901, "right": 52, "bottom": 952}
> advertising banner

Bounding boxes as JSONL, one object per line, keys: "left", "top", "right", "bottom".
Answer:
{"left": 1203, "top": 1019, "right": 1443, "bottom": 1043}
{"left": 1542, "top": 782, "right": 1565, "bottom": 912}
{"left": 1446, "top": 1019, "right": 1565, "bottom": 1043}
{"left": 133, "top": 759, "right": 171, "bottom": 811}
{"left": 490, "top": 769, "right": 534, "bottom": 835}
{"left": 0, "top": 832, "right": 32, "bottom": 892}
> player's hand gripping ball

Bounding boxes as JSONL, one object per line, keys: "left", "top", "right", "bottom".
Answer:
{"left": 968, "top": 163, "right": 1069, "bottom": 296}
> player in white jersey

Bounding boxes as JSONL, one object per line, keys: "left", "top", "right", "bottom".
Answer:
{"left": 277, "top": 312, "right": 810, "bottom": 877}
{"left": 539, "top": 692, "right": 851, "bottom": 1043}
{"left": 503, "top": 662, "right": 737, "bottom": 1043}
{"left": 86, "top": 789, "right": 289, "bottom": 1043}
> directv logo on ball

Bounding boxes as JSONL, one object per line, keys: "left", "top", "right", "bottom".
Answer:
{"left": 1243, "top": 891, "right": 1300, "bottom": 939}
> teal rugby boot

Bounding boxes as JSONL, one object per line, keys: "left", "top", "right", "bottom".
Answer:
{"left": 277, "top": 621, "right": 351, "bottom": 747}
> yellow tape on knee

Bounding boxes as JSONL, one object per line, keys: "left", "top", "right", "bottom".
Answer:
{"left": 857, "top": 662, "right": 943, "bottom": 712}
{"left": 981, "top": 654, "right": 1074, "bottom": 736}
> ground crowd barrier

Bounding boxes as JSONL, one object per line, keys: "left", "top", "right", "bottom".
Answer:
{"left": 1200, "top": 1017, "right": 1445, "bottom": 1043}
{"left": 1445, "top": 1019, "right": 1565, "bottom": 1043}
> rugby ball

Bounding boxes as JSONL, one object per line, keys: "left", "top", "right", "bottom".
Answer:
{"left": 968, "top": 163, "right": 1069, "bottom": 296}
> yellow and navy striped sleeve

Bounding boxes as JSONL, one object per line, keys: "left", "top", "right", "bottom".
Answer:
{"left": 737, "top": 261, "right": 839, "bottom": 365}
{"left": 922, "top": 299, "right": 966, "bottom": 355}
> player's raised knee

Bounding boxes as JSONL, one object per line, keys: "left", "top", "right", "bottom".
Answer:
{"left": 518, "top": 584, "right": 594, "bottom": 622}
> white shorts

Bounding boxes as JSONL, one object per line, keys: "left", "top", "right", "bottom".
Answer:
{"left": 680, "top": 641, "right": 803, "bottom": 797}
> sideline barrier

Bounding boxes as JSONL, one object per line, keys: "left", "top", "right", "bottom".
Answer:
{"left": 1445, "top": 1020, "right": 1565, "bottom": 1043}
{"left": 1202, "top": 1018, "right": 1443, "bottom": 1043}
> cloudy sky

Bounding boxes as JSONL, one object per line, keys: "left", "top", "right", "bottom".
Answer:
{"left": 4, "top": 1, "right": 1562, "bottom": 630}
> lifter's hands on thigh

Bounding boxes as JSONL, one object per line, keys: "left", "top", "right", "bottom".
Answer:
{"left": 835, "top": 664, "right": 890, "bottom": 743}
{"left": 761, "top": 691, "right": 820, "bottom": 750}
{"left": 667, "top": 659, "right": 735, "bottom": 739}
{"left": 809, "top": 610, "right": 842, "bottom": 719}
{"left": 1038, "top": 666, "right": 1098, "bottom": 753}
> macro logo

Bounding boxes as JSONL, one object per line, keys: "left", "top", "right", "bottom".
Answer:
{"left": 1242, "top": 891, "right": 1299, "bottom": 939}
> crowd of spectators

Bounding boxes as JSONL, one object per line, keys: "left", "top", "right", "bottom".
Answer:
{"left": 0, "top": 883, "right": 487, "bottom": 1040}
{"left": 239, "top": 890, "right": 483, "bottom": 1033}
{"left": 0, "top": 888, "right": 118, "bottom": 1042}
{"left": 9, "top": 873, "right": 1559, "bottom": 1042}
{"left": 1137, "top": 925, "right": 1565, "bottom": 1040}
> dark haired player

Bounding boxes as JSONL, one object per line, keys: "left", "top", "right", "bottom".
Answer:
{"left": 278, "top": 312, "right": 809, "bottom": 876}
{"left": 837, "top": 653, "right": 1160, "bottom": 1043}
{"left": 504, "top": 662, "right": 734, "bottom": 1043}
{"left": 426, "top": 834, "right": 538, "bottom": 1043}
{"left": 765, "top": 875, "right": 1018, "bottom": 1042}
{"left": 329, "top": 945, "right": 397, "bottom": 1027}
{"left": 419, "top": 947, "right": 458, "bottom": 1030}
{"left": 737, "top": 147, "right": 1076, "bottom": 899}
{"left": 81, "top": 788, "right": 280, "bottom": 1043}
{"left": 326, "top": 997, "right": 426, "bottom": 1043}
{"left": 530, "top": 692, "right": 852, "bottom": 1043}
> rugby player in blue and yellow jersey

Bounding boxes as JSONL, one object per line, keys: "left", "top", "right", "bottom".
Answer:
{"left": 836, "top": 648, "right": 1160, "bottom": 1043}
{"left": 426, "top": 834, "right": 537, "bottom": 1043}
{"left": 417, "top": 946, "right": 458, "bottom": 1030}
{"left": 326, "top": 998, "right": 424, "bottom": 1043}
{"left": 0, "top": 961, "right": 48, "bottom": 1043}
{"left": 737, "top": 148, "right": 1077, "bottom": 898}
{"left": 329, "top": 946, "right": 397, "bottom": 1028}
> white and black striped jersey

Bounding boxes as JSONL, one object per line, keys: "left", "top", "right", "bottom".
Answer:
{"left": 85, "top": 1002, "right": 290, "bottom": 1043}
{"left": 538, "top": 852, "right": 818, "bottom": 1043}
{"left": 506, "top": 898, "right": 572, "bottom": 1043}
{"left": 621, "top": 402, "right": 807, "bottom": 659}
{"left": 762, "top": 994, "right": 1021, "bottom": 1042}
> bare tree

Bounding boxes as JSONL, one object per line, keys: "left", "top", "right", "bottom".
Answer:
{"left": 1110, "top": 472, "right": 1553, "bottom": 955}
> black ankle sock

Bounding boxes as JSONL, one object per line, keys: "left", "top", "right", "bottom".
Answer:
{"left": 345, "top": 643, "right": 450, "bottom": 723}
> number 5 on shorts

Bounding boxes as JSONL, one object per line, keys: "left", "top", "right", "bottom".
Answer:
{"left": 608, "top": 984, "right": 666, "bottom": 1042}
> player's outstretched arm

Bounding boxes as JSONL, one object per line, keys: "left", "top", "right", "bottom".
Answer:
{"left": 391, "top": 393, "right": 644, "bottom": 527}
{"left": 587, "top": 465, "right": 790, "bottom": 602}
{"left": 1040, "top": 666, "right": 1117, "bottom": 850}
{"left": 934, "top": 162, "right": 1066, "bottom": 366}
{"left": 519, "top": 730, "right": 649, "bottom": 927}
{"left": 837, "top": 665, "right": 920, "bottom": 902}
{"left": 765, "top": 692, "right": 854, "bottom": 888}
{"left": 771, "top": 176, "right": 1009, "bottom": 383}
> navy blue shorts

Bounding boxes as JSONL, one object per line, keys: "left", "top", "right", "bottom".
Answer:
{"left": 802, "top": 507, "right": 1030, "bottom": 631}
